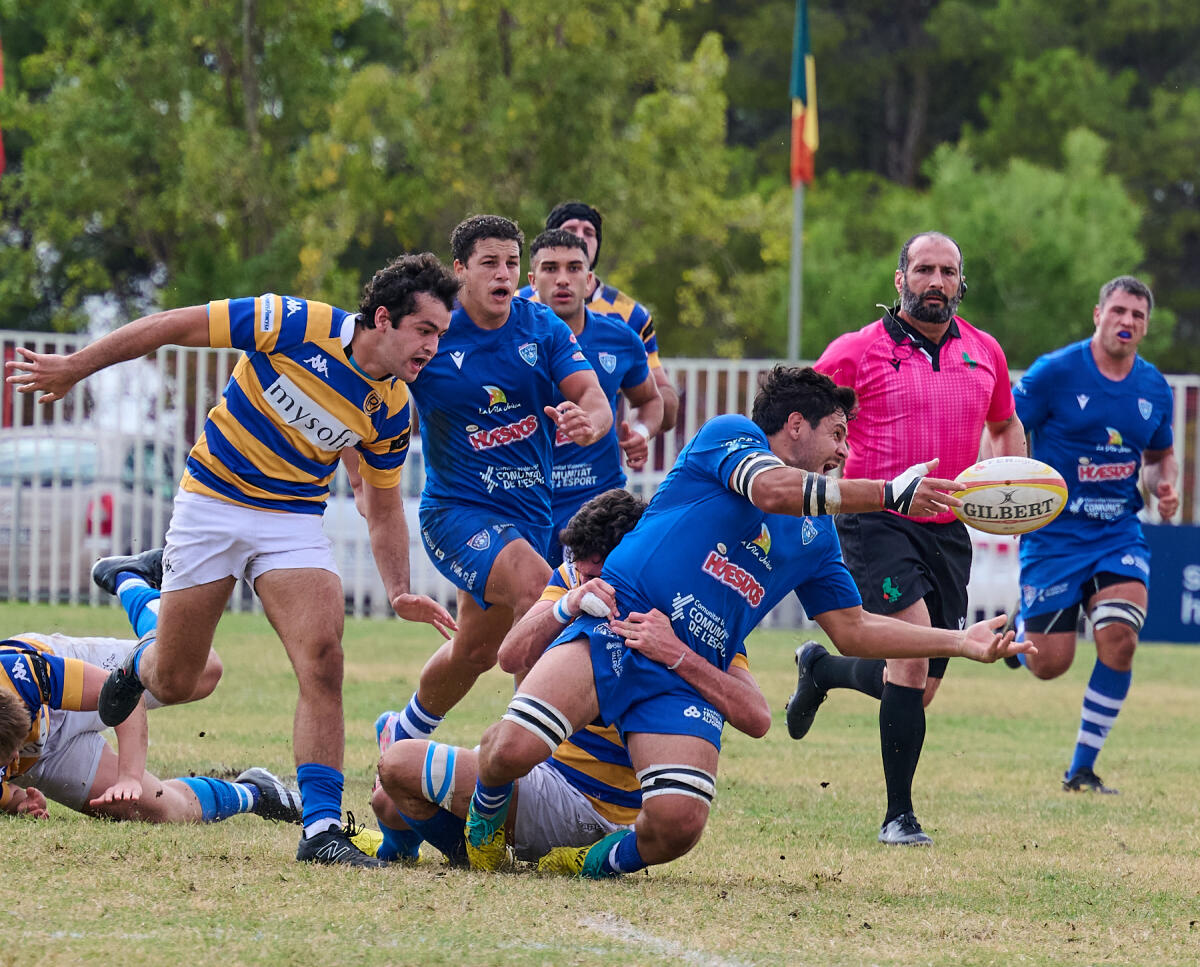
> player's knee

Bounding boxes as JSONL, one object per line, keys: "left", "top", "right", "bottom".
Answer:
{"left": 1027, "top": 651, "right": 1071, "bottom": 680}
{"left": 150, "top": 666, "right": 201, "bottom": 705}
{"left": 635, "top": 764, "right": 715, "bottom": 861}
{"left": 294, "top": 638, "right": 344, "bottom": 694}
{"left": 192, "top": 651, "right": 223, "bottom": 701}
{"left": 1091, "top": 598, "right": 1144, "bottom": 666}
{"left": 478, "top": 719, "right": 544, "bottom": 782}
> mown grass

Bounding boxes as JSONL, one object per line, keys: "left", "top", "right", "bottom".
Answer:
{"left": 3, "top": 601, "right": 1199, "bottom": 966}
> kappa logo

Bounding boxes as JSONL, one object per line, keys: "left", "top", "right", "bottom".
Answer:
{"left": 1076, "top": 394, "right": 1089, "bottom": 410}
{"left": 1138, "top": 398, "right": 1152, "bottom": 420}
{"left": 304, "top": 354, "right": 330, "bottom": 378}
{"left": 285, "top": 297, "right": 303, "bottom": 317}
{"left": 9, "top": 660, "right": 30, "bottom": 683}
{"left": 598, "top": 352, "right": 617, "bottom": 374}
{"left": 518, "top": 343, "right": 538, "bottom": 367}
{"left": 450, "top": 351, "right": 466, "bottom": 369}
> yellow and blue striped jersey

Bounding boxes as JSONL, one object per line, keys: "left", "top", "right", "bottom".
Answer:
{"left": 1, "top": 636, "right": 88, "bottom": 793}
{"left": 181, "top": 295, "right": 413, "bottom": 514}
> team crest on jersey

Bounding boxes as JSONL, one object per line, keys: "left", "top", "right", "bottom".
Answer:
{"left": 518, "top": 343, "right": 538, "bottom": 367}
{"left": 801, "top": 518, "right": 817, "bottom": 546}
{"left": 598, "top": 352, "right": 617, "bottom": 374}
{"left": 1138, "top": 398, "right": 1152, "bottom": 420}
{"left": 467, "top": 529, "right": 492, "bottom": 551}
{"left": 362, "top": 391, "right": 383, "bottom": 415}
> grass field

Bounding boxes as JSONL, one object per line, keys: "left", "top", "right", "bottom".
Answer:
{"left": 4, "top": 601, "right": 1199, "bottom": 967}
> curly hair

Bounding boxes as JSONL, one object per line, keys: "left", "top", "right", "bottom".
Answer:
{"left": 559, "top": 489, "right": 647, "bottom": 563}
{"left": 357, "top": 253, "right": 459, "bottom": 328}
{"left": 450, "top": 214, "right": 524, "bottom": 265}
{"left": 0, "top": 687, "right": 32, "bottom": 766}
{"left": 751, "top": 366, "right": 856, "bottom": 435}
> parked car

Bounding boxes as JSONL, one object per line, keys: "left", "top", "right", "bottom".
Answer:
{"left": 0, "top": 429, "right": 177, "bottom": 603}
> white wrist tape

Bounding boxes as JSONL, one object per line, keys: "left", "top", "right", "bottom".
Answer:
{"left": 552, "top": 597, "right": 572, "bottom": 624}
{"left": 580, "top": 591, "right": 610, "bottom": 617}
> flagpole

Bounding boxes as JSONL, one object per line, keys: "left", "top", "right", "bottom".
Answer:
{"left": 787, "top": 183, "right": 804, "bottom": 362}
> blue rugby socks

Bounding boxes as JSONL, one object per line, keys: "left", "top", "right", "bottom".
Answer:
{"left": 176, "top": 776, "right": 256, "bottom": 822}
{"left": 1067, "top": 658, "right": 1131, "bottom": 777}
{"left": 116, "top": 575, "right": 160, "bottom": 638}
{"left": 297, "top": 762, "right": 344, "bottom": 837}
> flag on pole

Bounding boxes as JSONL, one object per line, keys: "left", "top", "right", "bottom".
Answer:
{"left": 790, "top": 0, "right": 818, "bottom": 186}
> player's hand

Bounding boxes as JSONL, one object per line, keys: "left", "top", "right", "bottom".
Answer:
{"left": 91, "top": 777, "right": 143, "bottom": 806}
{"left": 617, "top": 420, "right": 650, "bottom": 471}
{"left": 1156, "top": 480, "right": 1179, "bottom": 521}
{"left": 957, "top": 614, "right": 1037, "bottom": 664}
{"left": 884, "top": 458, "right": 963, "bottom": 516}
{"left": 391, "top": 592, "right": 457, "bottom": 639}
{"left": 610, "top": 609, "right": 687, "bottom": 667}
{"left": 4, "top": 347, "right": 82, "bottom": 404}
{"left": 565, "top": 578, "right": 617, "bottom": 619}
{"left": 15, "top": 787, "right": 50, "bottom": 819}
{"left": 544, "top": 401, "right": 601, "bottom": 446}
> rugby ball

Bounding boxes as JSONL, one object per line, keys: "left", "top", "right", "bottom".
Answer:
{"left": 952, "top": 456, "right": 1067, "bottom": 535}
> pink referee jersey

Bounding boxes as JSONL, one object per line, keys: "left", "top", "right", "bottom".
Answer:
{"left": 814, "top": 312, "right": 1015, "bottom": 524}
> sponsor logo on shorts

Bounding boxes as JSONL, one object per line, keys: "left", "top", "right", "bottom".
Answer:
{"left": 518, "top": 343, "right": 538, "bottom": 367}
{"left": 469, "top": 414, "right": 539, "bottom": 451}
{"left": 467, "top": 529, "right": 492, "bottom": 551}
{"left": 882, "top": 576, "right": 902, "bottom": 603}
{"left": 701, "top": 550, "right": 765, "bottom": 607}
{"left": 1120, "top": 554, "right": 1150, "bottom": 575}
{"left": 683, "top": 705, "right": 723, "bottom": 730}
{"left": 1022, "top": 582, "right": 1069, "bottom": 607}
{"left": 1077, "top": 461, "right": 1136, "bottom": 483}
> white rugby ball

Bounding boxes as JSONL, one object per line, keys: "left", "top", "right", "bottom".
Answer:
{"left": 952, "top": 456, "right": 1068, "bottom": 535}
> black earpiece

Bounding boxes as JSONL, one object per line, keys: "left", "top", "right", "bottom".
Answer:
{"left": 958, "top": 276, "right": 968, "bottom": 300}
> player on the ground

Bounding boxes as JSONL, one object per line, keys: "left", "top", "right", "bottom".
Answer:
{"left": 380, "top": 215, "right": 611, "bottom": 752}
{"left": 528, "top": 229, "right": 662, "bottom": 565}
{"left": 5, "top": 254, "right": 461, "bottom": 866}
{"left": 1007, "top": 276, "right": 1177, "bottom": 794}
{"left": 370, "top": 489, "right": 652, "bottom": 864}
{"left": 788, "top": 232, "right": 1026, "bottom": 847}
{"left": 519, "top": 200, "right": 679, "bottom": 431}
{"left": 1, "top": 551, "right": 302, "bottom": 826}
{"left": 461, "top": 366, "right": 1033, "bottom": 878}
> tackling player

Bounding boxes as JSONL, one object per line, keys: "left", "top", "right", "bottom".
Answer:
{"left": 461, "top": 366, "right": 1033, "bottom": 878}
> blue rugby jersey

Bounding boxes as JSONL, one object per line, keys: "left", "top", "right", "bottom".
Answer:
{"left": 601, "top": 415, "right": 861, "bottom": 676}
{"left": 1, "top": 637, "right": 88, "bottom": 791}
{"left": 518, "top": 278, "right": 661, "bottom": 369}
{"left": 408, "top": 297, "right": 593, "bottom": 528}
{"left": 551, "top": 309, "right": 651, "bottom": 516}
{"left": 183, "top": 295, "right": 414, "bottom": 514}
{"left": 1014, "top": 339, "right": 1174, "bottom": 555}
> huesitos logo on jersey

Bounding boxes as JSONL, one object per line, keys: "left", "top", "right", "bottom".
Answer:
{"left": 469, "top": 414, "right": 539, "bottom": 452}
{"left": 1077, "top": 460, "right": 1136, "bottom": 482}
{"left": 701, "top": 550, "right": 765, "bottom": 606}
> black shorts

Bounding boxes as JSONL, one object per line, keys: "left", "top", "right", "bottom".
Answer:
{"left": 835, "top": 512, "right": 973, "bottom": 679}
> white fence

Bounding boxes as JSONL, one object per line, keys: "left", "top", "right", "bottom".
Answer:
{"left": 4, "top": 330, "right": 1198, "bottom": 628}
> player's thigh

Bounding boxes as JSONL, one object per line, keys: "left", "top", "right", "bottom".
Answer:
{"left": 254, "top": 567, "right": 345, "bottom": 672}
{"left": 154, "top": 579, "right": 238, "bottom": 676}
{"left": 883, "top": 597, "right": 933, "bottom": 688}
{"left": 484, "top": 538, "right": 552, "bottom": 614}
{"left": 451, "top": 589, "right": 515, "bottom": 663}
{"left": 517, "top": 638, "right": 601, "bottom": 725}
